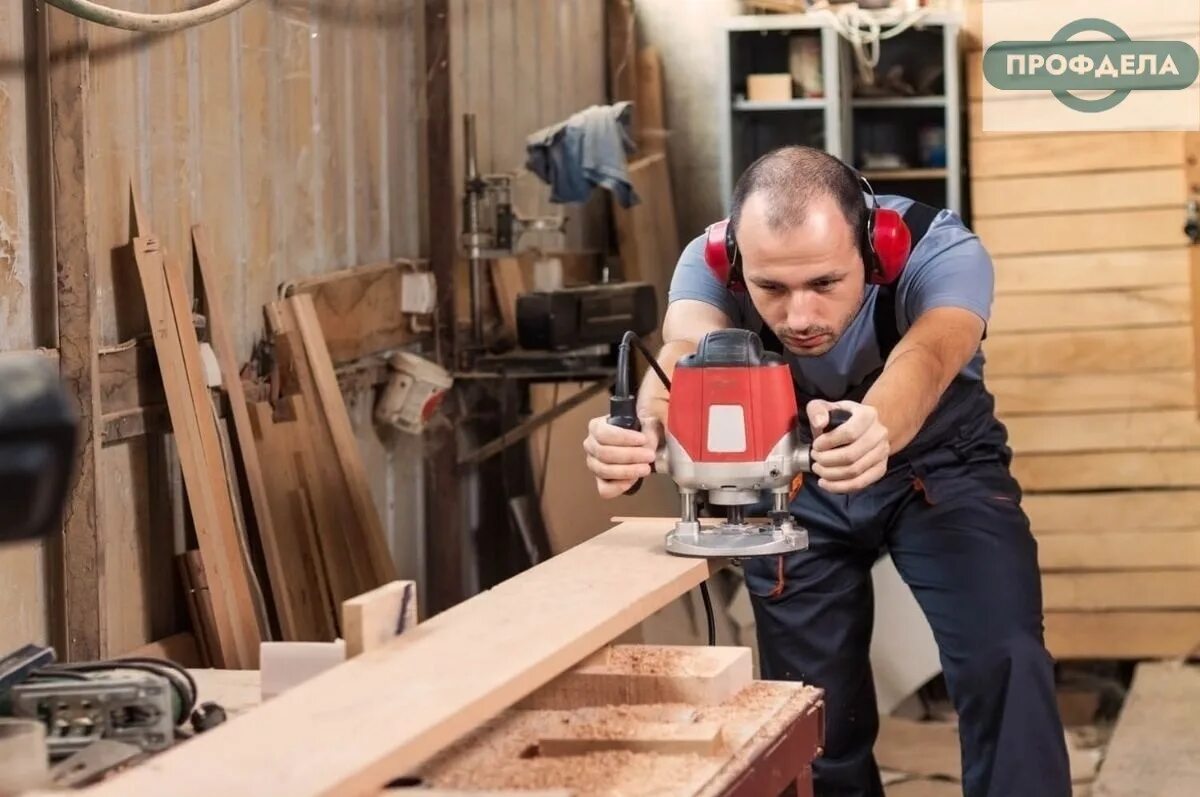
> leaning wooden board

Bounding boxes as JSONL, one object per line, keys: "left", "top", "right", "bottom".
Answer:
{"left": 78, "top": 520, "right": 716, "bottom": 797}
{"left": 132, "top": 236, "right": 262, "bottom": 668}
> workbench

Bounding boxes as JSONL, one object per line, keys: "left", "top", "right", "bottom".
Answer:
{"left": 186, "top": 647, "right": 825, "bottom": 797}
{"left": 39, "top": 520, "right": 826, "bottom": 797}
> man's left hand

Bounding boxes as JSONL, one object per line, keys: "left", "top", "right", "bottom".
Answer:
{"left": 807, "top": 399, "right": 890, "bottom": 494}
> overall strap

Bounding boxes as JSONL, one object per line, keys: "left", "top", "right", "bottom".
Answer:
{"left": 872, "top": 200, "right": 941, "bottom": 359}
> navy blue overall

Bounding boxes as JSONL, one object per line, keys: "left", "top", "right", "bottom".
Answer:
{"left": 741, "top": 204, "right": 1072, "bottom": 797}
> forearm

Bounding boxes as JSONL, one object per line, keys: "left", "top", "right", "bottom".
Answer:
{"left": 636, "top": 339, "right": 695, "bottom": 424}
{"left": 861, "top": 344, "right": 953, "bottom": 453}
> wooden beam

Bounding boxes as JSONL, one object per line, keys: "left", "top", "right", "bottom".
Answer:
{"left": 1091, "top": 663, "right": 1200, "bottom": 796}
{"left": 423, "top": 0, "right": 464, "bottom": 616}
{"left": 46, "top": 5, "right": 104, "bottom": 661}
{"left": 1024, "top": 490, "right": 1200, "bottom": 534}
{"left": 343, "top": 581, "right": 417, "bottom": 658}
{"left": 82, "top": 520, "right": 714, "bottom": 797}
{"left": 1045, "top": 612, "right": 1200, "bottom": 659}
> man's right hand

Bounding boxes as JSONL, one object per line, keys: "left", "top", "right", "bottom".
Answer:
{"left": 583, "top": 415, "right": 663, "bottom": 499}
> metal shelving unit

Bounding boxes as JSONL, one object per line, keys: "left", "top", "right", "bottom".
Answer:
{"left": 717, "top": 9, "right": 964, "bottom": 216}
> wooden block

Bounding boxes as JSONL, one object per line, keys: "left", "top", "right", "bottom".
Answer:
{"left": 994, "top": 248, "right": 1190, "bottom": 294}
{"left": 983, "top": 326, "right": 1192, "bottom": 377}
{"left": 1038, "top": 531, "right": 1200, "bottom": 571}
{"left": 971, "top": 132, "right": 1185, "bottom": 178}
{"left": 991, "top": 372, "right": 1194, "bottom": 416}
{"left": 1042, "top": 571, "right": 1200, "bottom": 611}
{"left": 520, "top": 645, "right": 752, "bottom": 710}
{"left": 279, "top": 260, "right": 426, "bottom": 364}
{"left": 1004, "top": 410, "right": 1200, "bottom": 454}
{"left": 260, "top": 641, "right": 346, "bottom": 700}
{"left": 1046, "top": 612, "right": 1200, "bottom": 658}
{"left": 976, "top": 208, "right": 1186, "bottom": 257}
{"left": 1024, "top": 490, "right": 1200, "bottom": 534}
{"left": 537, "top": 720, "right": 724, "bottom": 757}
{"left": 972, "top": 168, "right": 1187, "bottom": 219}
{"left": 343, "top": 581, "right": 418, "bottom": 658}
{"left": 990, "top": 287, "right": 1189, "bottom": 334}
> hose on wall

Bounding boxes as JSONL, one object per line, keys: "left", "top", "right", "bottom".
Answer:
{"left": 44, "top": 0, "right": 257, "bottom": 33}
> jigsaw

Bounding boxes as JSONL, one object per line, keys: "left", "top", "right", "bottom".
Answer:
{"left": 610, "top": 328, "right": 846, "bottom": 559}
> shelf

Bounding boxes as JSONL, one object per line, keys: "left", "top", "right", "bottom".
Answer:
{"left": 852, "top": 96, "right": 946, "bottom": 109}
{"left": 861, "top": 168, "right": 948, "bottom": 181}
{"left": 733, "top": 98, "right": 826, "bottom": 112}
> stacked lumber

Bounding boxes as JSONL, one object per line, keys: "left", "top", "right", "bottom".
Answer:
{"left": 964, "top": 1, "right": 1200, "bottom": 658}
{"left": 127, "top": 195, "right": 397, "bottom": 664}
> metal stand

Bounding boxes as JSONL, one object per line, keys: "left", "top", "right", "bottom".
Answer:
{"left": 664, "top": 489, "right": 809, "bottom": 558}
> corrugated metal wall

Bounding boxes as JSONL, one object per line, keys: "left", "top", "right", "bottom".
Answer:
{"left": 0, "top": 0, "right": 607, "bottom": 655}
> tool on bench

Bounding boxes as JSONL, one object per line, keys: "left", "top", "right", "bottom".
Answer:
{"left": 610, "top": 328, "right": 848, "bottom": 558}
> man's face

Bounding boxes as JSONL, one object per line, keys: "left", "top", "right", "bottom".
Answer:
{"left": 736, "top": 192, "right": 866, "bottom": 357}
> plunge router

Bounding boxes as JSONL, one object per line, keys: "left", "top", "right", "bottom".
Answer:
{"left": 611, "top": 328, "right": 846, "bottom": 558}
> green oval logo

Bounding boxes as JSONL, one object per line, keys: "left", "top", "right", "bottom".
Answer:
{"left": 983, "top": 17, "right": 1200, "bottom": 112}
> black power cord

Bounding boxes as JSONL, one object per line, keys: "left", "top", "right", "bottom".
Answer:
{"left": 611, "top": 331, "right": 717, "bottom": 647}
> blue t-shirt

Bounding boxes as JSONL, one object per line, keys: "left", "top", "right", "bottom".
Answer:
{"left": 667, "top": 194, "right": 994, "bottom": 400}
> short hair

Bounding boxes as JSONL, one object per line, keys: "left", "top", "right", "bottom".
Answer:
{"left": 729, "top": 145, "right": 867, "bottom": 254}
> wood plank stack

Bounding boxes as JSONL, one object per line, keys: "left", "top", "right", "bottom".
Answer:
{"left": 127, "top": 199, "right": 397, "bottom": 665}
{"left": 964, "top": 1, "right": 1200, "bottom": 658}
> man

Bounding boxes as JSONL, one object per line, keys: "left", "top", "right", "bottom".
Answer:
{"left": 581, "top": 145, "right": 1070, "bottom": 797}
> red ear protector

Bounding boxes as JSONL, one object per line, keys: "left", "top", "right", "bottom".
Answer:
{"left": 703, "top": 173, "right": 912, "bottom": 291}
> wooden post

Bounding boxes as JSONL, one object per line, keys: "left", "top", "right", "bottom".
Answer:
{"left": 45, "top": 4, "right": 104, "bottom": 661}
{"left": 423, "top": 0, "right": 465, "bottom": 615}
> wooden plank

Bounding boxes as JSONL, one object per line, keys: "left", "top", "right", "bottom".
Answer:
{"left": 266, "top": 304, "right": 367, "bottom": 608}
{"left": 289, "top": 294, "right": 396, "bottom": 587}
{"left": 990, "top": 287, "right": 1189, "bottom": 333}
{"left": 976, "top": 208, "right": 1187, "bottom": 257}
{"left": 994, "top": 248, "right": 1190, "bottom": 294}
{"left": 1092, "top": 663, "right": 1200, "bottom": 797}
{"left": 972, "top": 168, "right": 1187, "bottom": 219}
{"left": 343, "top": 580, "right": 418, "bottom": 658}
{"left": 520, "top": 645, "right": 752, "bottom": 711}
{"left": 1038, "top": 531, "right": 1200, "bottom": 572}
{"left": 1045, "top": 612, "right": 1200, "bottom": 659}
{"left": 1023, "top": 490, "right": 1200, "bottom": 534}
{"left": 537, "top": 721, "right": 724, "bottom": 757}
{"left": 1187, "top": 133, "right": 1200, "bottom": 409}
{"left": 279, "top": 261, "right": 423, "bottom": 363}
{"left": 248, "top": 400, "right": 337, "bottom": 641}
{"left": 194, "top": 225, "right": 290, "bottom": 640}
{"left": 1013, "top": 450, "right": 1200, "bottom": 492}
{"left": 991, "top": 371, "right": 1194, "bottom": 416}
{"left": 613, "top": 154, "right": 680, "bottom": 295}
{"left": 1042, "top": 571, "right": 1200, "bottom": 611}
{"left": 983, "top": 326, "right": 1192, "bottom": 377}
{"left": 1004, "top": 410, "right": 1200, "bottom": 454}
{"left": 971, "top": 133, "right": 1185, "bottom": 179}
{"left": 133, "top": 235, "right": 262, "bottom": 668}
{"left": 180, "top": 551, "right": 219, "bottom": 668}
{"left": 83, "top": 520, "right": 715, "bottom": 797}
{"left": 47, "top": 6, "right": 103, "bottom": 661}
